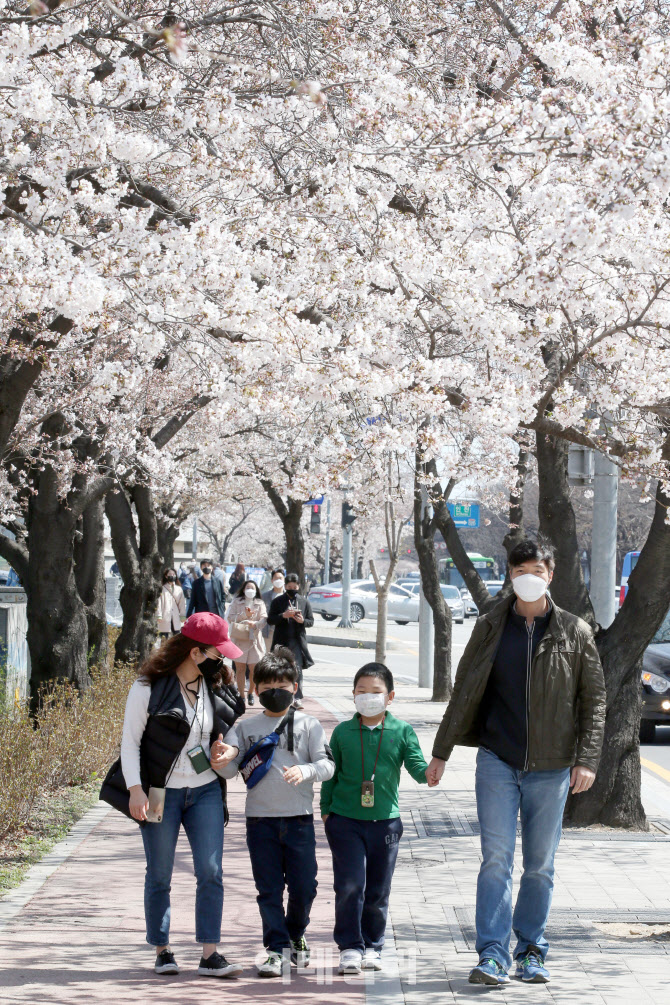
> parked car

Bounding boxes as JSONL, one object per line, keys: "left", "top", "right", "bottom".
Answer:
{"left": 484, "top": 580, "right": 506, "bottom": 600}
{"left": 460, "top": 589, "right": 478, "bottom": 618}
{"left": 441, "top": 585, "right": 465, "bottom": 623}
{"left": 308, "top": 580, "right": 420, "bottom": 624}
{"left": 640, "top": 606, "right": 670, "bottom": 743}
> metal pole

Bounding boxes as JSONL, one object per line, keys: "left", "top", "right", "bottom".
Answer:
{"left": 192, "top": 517, "right": 198, "bottom": 562}
{"left": 591, "top": 451, "right": 619, "bottom": 628}
{"left": 339, "top": 509, "right": 352, "bottom": 628}
{"left": 418, "top": 486, "right": 434, "bottom": 689}
{"left": 353, "top": 546, "right": 359, "bottom": 581}
{"left": 324, "top": 497, "right": 331, "bottom": 585}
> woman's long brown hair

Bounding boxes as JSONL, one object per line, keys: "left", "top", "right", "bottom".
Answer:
{"left": 138, "top": 634, "right": 233, "bottom": 687}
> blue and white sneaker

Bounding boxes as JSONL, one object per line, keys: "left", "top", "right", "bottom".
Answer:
{"left": 469, "top": 958, "right": 510, "bottom": 985}
{"left": 515, "top": 949, "right": 550, "bottom": 983}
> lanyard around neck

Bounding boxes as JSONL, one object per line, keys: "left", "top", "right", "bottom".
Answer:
{"left": 359, "top": 714, "right": 386, "bottom": 782}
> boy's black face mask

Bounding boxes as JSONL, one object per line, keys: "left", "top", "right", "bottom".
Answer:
{"left": 258, "top": 688, "right": 295, "bottom": 713}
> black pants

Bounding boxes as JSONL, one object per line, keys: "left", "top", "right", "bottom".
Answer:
{"left": 325, "top": 813, "right": 403, "bottom": 952}
{"left": 246, "top": 815, "right": 318, "bottom": 953}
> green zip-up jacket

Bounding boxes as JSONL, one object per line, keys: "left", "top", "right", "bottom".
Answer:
{"left": 320, "top": 711, "right": 428, "bottom": 821}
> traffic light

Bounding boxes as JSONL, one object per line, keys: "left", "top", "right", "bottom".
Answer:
{"left": 310, "top": 504, "right": 321, "bottom": 534}
{"left": 342, "top": 501, "right": 356, "bottom": 528}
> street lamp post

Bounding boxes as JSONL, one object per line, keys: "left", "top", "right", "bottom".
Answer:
{"left": 323, "top": 497, "right": 331, "bottom": 585}
{"left": 418, "top": 486, "right": 434, "bottom": 689}
{"left": 339, "top": 499, "right": 355, "bottom": 628}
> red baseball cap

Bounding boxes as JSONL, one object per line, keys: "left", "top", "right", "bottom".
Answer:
{"left": 181, "top": 612, "right": 243, "bottom": 660}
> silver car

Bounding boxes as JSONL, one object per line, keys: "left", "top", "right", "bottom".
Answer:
{"left": 372, "top": 580, "right": 464, "bottom": 623}
{"left": 307, "top": 580, "right": 419, "bottom": 624}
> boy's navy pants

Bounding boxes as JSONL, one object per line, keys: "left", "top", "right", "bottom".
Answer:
{"left": 325, "top": 812, "right": 403, "bottom": 952}
{"left": 246, "top": 815, "right": 317, "bottom": 953}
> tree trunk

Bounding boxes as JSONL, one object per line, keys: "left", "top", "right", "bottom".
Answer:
{"left": 259, "top": 479, "right": 306, "bottom": 589}
{"left": 414, "top": 459, "right": 452, "bottom": 702}
{"left": 157, "top": 510, "right": 182, "bottom": 573}
{"left": 24, "top": 470, "right": 90, "bottom": 704}
{"left": 536, "top": 430, "right": 595, "bottom": 627}
{"left": 106, "top": 484, "right": 163, "bottom": 665}
{"left": 74, "top": 496, "right": 108, "bottom": 669}
{"left": 564, "top": 476, "right": 670, "bottom": 827}
{"left": 502, "top": 439, "right": 530, "bottom": 559}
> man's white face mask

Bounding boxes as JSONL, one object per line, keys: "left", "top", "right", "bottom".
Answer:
{"left": 512, "top": 573, "right": 548, "bottom": 603}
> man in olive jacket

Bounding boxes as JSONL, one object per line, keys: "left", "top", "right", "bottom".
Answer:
{"left": 427, "top": 540, "right": 605, "bottom": 987}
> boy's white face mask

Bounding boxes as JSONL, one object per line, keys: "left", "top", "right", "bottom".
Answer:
{"left": 354, "top": 693, "right": 387, "bottom": 717}
{"left": 512, "top": 573, "right": 548, "bottom": 603}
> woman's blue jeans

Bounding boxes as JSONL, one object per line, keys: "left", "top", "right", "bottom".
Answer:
{"left": 475, "top": 747, "right": 570, "bottom": 969}
{"left": 140, "top": 779, "right": 224, "bottom": 946}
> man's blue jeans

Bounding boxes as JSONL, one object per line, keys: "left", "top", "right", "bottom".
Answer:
{"left": 475, "top": 747, "right": 570, "bottom": 969}
{"left": 141, "top": 780, "right": 224, "bottom": 946}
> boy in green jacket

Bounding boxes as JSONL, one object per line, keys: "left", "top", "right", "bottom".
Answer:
{"left": 320, "top": 662, "right": 438, "bottom": 975}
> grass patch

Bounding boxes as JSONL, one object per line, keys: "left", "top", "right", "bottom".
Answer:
{"left": 0, "top": 778, "right": 101, "bottom": 894}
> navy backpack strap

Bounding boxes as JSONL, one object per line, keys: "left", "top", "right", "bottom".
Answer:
{"left": 274, "top": 706, "right": 295, "bottom": 751}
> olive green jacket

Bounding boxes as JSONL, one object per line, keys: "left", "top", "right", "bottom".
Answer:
{"left": 432, "top": 595, "right": 606, "bottom": 772}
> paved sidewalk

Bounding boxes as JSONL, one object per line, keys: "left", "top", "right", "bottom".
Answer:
{"left": 2, "top": 658, "right": 670, "bottom": 1005}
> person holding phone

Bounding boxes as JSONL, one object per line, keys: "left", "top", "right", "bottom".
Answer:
{"left": 226, "top": 579, "right": 268, "bottom": 705}
{"left": 267, "top": 573, "right": 314, "bottom": 710}
{"left": 106, "top": 613, "right": 246, "bottom": 979}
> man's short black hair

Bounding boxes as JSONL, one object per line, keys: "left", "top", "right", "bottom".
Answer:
{"left": 508, "top": 538, "right": 555, "bottom": 571}
{"left": 254, "top": 647, "right": 299, "bottom": 686}
{"left": 271, "top": 567, "right": 285, "bottom": 577}
{"left": 285, "top": 573, "right": 300, "bottom": 585}
{"left": 353, "top": 662, "right": 394, "bottom": 693}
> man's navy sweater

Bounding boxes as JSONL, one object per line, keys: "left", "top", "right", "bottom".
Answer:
{"left": 477, "top": 602, "right": 552, "bottom": 770}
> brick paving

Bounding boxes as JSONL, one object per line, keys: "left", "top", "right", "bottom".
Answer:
{"left": 2, "top": 658, "right": 670, "bottom": 1005}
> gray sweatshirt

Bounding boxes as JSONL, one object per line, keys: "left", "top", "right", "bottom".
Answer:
{"left": 221, "top": 710, "right": 335, "bottom": 817}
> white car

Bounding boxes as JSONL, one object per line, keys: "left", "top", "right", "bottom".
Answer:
{"left": 369, "top": 580, "right": 464, "bottom": 622}
{"left": 308, "top": 580, "right": 419, "bottom": 624}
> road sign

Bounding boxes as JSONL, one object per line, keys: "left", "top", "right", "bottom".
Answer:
{"left": 448, "top": 502, "right": 480, "bottom": 528}
{"left": 304, "top": 496, "right": 324, "bottom": 506}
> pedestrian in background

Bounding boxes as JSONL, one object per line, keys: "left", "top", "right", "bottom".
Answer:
{"left": 228, "top": 562, "right": 246, "bottom": 597}
{"left": 187, "top": 558, "right": 226, "bottom": 618}
{"left": 267, "top": 573, "right": 314, "bottom": 710}
{"left": 262, "top": 568, "right": 285, "bottom": 651}
{"left": 157, "top": 568, "right": 186, "bottom": 638}
{"left": 227, "top": 580, "right": 267, "bottom": 705}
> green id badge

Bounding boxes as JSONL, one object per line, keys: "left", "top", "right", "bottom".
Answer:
{"left": 361, "top": 780, "right": 374, "bottom": 808}
{"left": 187, "top": 744, "right": 210, "bottom": 774}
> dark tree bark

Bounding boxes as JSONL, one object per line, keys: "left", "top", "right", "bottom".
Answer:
{"left": 260, "top": 478, "right": 306, "bottom": 589}
{"left": 564, "top": 476, "right": 670, "bottom": 827}
{"left": 413, "top": 456, "right": 452, "bottom": 702}
{"left": 106, "top": 484, "right": 163, "bottom": 665}
{"left": 536, "top": 430, "right": 596, "bottom": 627}
{"left": 74, "top": 496, "right": 108, "bottom": 669}
{"left": 156, "top": 499, "right": 188, "bottom": 573}
{"left": 502, "top": 439, "right": 531, "bottom": 559}
{"left": 0, "top": 460, "right": 112, "bottom": 707}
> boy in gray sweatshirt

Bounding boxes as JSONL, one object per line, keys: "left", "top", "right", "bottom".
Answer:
{"left": 213, "top": 647, "right": 334, "bottom": 978}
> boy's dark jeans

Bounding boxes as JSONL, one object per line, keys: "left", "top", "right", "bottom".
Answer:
{"left": 246, "top": 815, "right": 318, "bottom": 953}
{"left": 325, "top": 812, "right": 403, "bottom": 952}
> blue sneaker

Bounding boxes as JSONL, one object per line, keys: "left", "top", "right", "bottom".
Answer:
{"left": 469, "top": 958, "right": 510, "bottom": 985}
{"left": 515, "top": 949, "right": 550, "bottom": 983}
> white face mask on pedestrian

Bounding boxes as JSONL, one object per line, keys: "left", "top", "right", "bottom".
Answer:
{"left": 244, "top": 588, "right": 256, "bottom": 600}
{"left": 354, "top": 693, "right": 387, "bottom": 717}
{"left": 273, "top": 577, "right": 284, "bottom": 589}
{"left": 512, "top": 573, "right": 549, "bottom": 603}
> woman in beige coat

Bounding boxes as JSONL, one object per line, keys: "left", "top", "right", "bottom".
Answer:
{"left": 226, "top": 580, "right": 267, "bottom": 705}
{"left": 157, "top": 568, "right": 186, "bottom": 638}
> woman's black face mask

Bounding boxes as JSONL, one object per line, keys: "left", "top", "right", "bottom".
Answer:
{"left": 258, "top": 688, "right": 295, "bottom": 713}
{"left": 199, "top": 656, "right": 224, "bottom": 679}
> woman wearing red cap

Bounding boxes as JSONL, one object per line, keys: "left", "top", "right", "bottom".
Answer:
{"left": 104, "top": 613, "right": 245, "bottom": 979}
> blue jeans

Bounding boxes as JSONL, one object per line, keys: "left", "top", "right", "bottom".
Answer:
{"left": 246, "top": 815, "right": 318, "bottom": 953}
{"left": 475, "top": 747, "right": 570, "bottom": 969}
{"left": 141, "top": 780, "right": 224, "bottom": 946}
{"left": 325, "top": 813, "right": 403, "bottom": 952}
